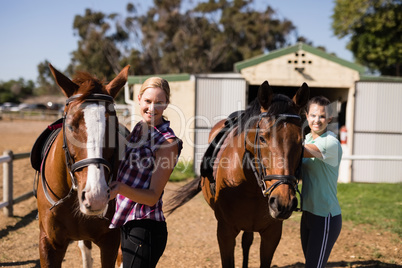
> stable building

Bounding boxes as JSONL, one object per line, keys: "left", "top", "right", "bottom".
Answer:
{"left": 126, "top": 43, "right": 402, "bottom": 183}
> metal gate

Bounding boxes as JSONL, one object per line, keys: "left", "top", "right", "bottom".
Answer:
{"left": 193, "top": 75, "right": 246, "bottom": 175}
{"left": 352, "top": 81, "right": 402, "bottom": 183}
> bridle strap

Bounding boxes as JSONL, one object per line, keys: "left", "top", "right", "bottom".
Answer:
{"left": 246, "top": 113, "right": 303, "bottom": 209}
{"left": 70, "top": 157, "right": 114, "bottom": 185}
{"left": 71, "top": 158, "right": 112, "bottom": 173}
{"left": 66, "top": 93, "right": 114, "bottom": 105}
{"left": 39, "top": 128, "right": 75, "bottom": 209}
{"left": 39, "top": 93, "right": 118, "bottom": 209}
{"left": 63, "top": 94, "right": 117, "bottom": 190}
{"left": 263, "top": 175, "right": 298, "bottom": 197}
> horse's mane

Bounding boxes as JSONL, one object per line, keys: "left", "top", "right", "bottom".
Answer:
{"left": 236, "top": 94, "right": 297, "bottom": 135}
{"left": 72, "top": 71, "right": 107, "bottom": 102}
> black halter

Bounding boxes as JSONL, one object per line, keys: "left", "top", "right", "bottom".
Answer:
{"left": 246, "top": 112, "right": 303, "bottom": 208}
{"left": 63, "top": 93, "right": 116, "bottom": 190}
{"left": 40, "top": 93, "right": 118, "bottom": 209}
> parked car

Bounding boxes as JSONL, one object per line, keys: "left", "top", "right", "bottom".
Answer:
{"left": 0, "top": 102, "right": 19, "bottom": 111}
{"left": 11, "top": 103, "right": 48, "bottom": 111}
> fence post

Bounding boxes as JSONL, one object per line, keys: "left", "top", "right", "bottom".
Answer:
{"left": 3, "top": 150, "right": 13, "bottom": 217}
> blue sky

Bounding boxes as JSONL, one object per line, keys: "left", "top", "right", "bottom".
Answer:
{"left": 0, "top": 0, "right": 352, "bottom": 82}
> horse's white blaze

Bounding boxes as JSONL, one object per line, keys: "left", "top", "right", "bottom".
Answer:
{"left": 78, "top": 240, "right": 93, "bottom": 268}
{"left": 82, "top": 104, "right": 109, "bottom": 211}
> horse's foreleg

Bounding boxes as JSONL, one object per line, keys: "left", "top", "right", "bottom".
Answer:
{"left": 241, "top": 231, "right": 254, "bottom": 268}
{"left": 78, "top": 240, "right": 93, "bottom": 268}
{"left": 217, "top": 221, "right": 239, "bottom": 268}
{"left": 259, "top": 223, "right": 283, "bottom": 268}
{"left": 38, "top": 225, "right": 68, "bottom": 268}
{"left": 96, "top": 229, "right": 121, "bottom": 268}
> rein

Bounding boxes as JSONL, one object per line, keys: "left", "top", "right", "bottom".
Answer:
{"left": 245, "top": 112, "right": 303, "bottom": 211}
{"left": 41, "top": 93, "right": 117, "bottom": 209}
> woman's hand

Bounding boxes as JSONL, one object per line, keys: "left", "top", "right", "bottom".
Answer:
{"left": 109, "top": 181, "right": 121, "bottom": 200}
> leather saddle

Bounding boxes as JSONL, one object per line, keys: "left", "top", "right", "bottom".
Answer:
{"left": 200, "top": 110, "right": 244, "bottom": 195}
{"left": 30, "top": 118, "right": 63, "bottom": 172}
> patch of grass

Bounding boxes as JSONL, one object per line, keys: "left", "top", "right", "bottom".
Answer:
{"left": 337, "top": 183, "right": 402, "bottom": 237}
{"left": 169, "top": 161, "right": 195, "bottom": 182}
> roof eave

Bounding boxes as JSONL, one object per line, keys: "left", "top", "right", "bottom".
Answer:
{"left": 234, "top": 43, "right": 365, "bottom": 74}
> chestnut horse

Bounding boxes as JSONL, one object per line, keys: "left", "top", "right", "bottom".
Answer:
{"left": 166, "top": 81, "right": 309, "bottom": 267}
{"left": 35, "top": 64, "right": 129, "bottom": 267}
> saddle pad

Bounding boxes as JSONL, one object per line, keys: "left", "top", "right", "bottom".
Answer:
{"left": 200, "top": 110, "right": 244, "bottom": 180}
{"left": 30, "top": 118, "right": 63, "bottom": 171}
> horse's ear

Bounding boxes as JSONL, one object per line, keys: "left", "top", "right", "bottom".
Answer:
{"left": 49, "top": 64, "right": 79, "bottom": 97}
{"left": 293, "top": 82, "right": 310, "bottom": 113}
{"left": 257, "top": 81, "right": 273, "bottom": 112}
{"left": 106, "top": 65, "right": 130, "bottom": 98}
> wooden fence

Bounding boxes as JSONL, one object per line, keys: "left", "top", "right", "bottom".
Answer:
{"left": 0, "top": 150, "right": 33, "bottom": 217}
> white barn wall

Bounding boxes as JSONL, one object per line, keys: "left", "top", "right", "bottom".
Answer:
{"left": 194, "top": 76, "right": 246, "bottom": 175}
{"left": 352, "top": 82, "right": 402, "bottom": 183}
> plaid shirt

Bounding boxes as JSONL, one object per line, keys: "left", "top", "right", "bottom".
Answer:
{"left": 110, "top": 120, "right": 182, "bottom": 228}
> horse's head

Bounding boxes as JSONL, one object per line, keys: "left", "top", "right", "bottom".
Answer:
{"left": 49, "top": 64, "right": 130, "bottom": 215}
{"left": 245, "top": 81, "right": 309, "bottom": 220}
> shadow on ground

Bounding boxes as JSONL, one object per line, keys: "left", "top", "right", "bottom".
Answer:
{"left": 0, "top": 259, "right": 40, "bottom": 267}
{"left": 0, "top": 209, "right": 37, "bottom": 240}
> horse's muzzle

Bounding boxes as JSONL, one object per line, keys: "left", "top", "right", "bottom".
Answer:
{"left": 268, "top": 194, "right": 298, "bottom": 220}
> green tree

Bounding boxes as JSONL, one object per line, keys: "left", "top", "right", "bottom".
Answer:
{"left": 68, "top": 1, "right": 301, "bottom": 76}
{"left": 332, "top": 0, "right": 402, "bottom": 76}
{"left": 123, "top": 0, "right": 296, "bottom": 74}
{"left": 128, "top": 0, "right": 223, "bottom": 74}
{"left": 70, "top": 9, "right": 128, "bottom": 81}
{"left": 194, "top": 0, "right": 295, "bottom": 71}
{"left": 36, "top": 60, "right": 60, "bottom": 95}
{"left": 0, "top": 78, "right": 35, "bottom": 103}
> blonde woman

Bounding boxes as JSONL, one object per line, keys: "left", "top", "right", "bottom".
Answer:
{"left": 109, "top": 77, "right": 182, "bottom": 267}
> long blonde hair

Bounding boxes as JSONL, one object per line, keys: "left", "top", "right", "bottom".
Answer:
{"left": 139, "top": 77, "right": 170, "bottom": 104}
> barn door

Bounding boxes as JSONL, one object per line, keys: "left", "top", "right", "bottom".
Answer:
{"left": 194, "top": 76, "right": 246, "bottom": 175}
{"left": 353, "top": 81, "right": 402, "bottom": 183}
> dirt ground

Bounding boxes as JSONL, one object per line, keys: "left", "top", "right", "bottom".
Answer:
{"left": 0, "top": 119, "right": 400, "bottom": 268}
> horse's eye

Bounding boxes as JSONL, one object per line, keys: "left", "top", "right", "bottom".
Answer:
{"left": 67, "top": 125, "right": 74, "bottom": 132}
{"left": 259, "top": 136, "right": 266, "bottom": 143}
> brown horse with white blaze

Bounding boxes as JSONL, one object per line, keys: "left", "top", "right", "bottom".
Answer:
{"left": 166, "top": 81, "right": 309, "bottom": 268}
{"left": 35, "top": 64, "right": 129, "bottom": 267}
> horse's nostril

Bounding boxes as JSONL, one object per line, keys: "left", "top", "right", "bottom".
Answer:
{"left": 81, "top": 191, "right": 86, "bottom": 201}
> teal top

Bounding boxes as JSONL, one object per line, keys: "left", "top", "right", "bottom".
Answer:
{"left": 301, "top": 131, "right": 342, "bottom": 217}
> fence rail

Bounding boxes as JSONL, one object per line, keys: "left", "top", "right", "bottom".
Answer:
{"left": 1, "top": 150, "right": 33, "bottom": 217}
{"left": 342, "top": 155, "right": 402, "bottom": 161}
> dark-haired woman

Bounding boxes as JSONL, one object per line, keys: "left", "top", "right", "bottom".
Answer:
{"left": 301, "top": 96, "right": 343, "bottom": 268}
